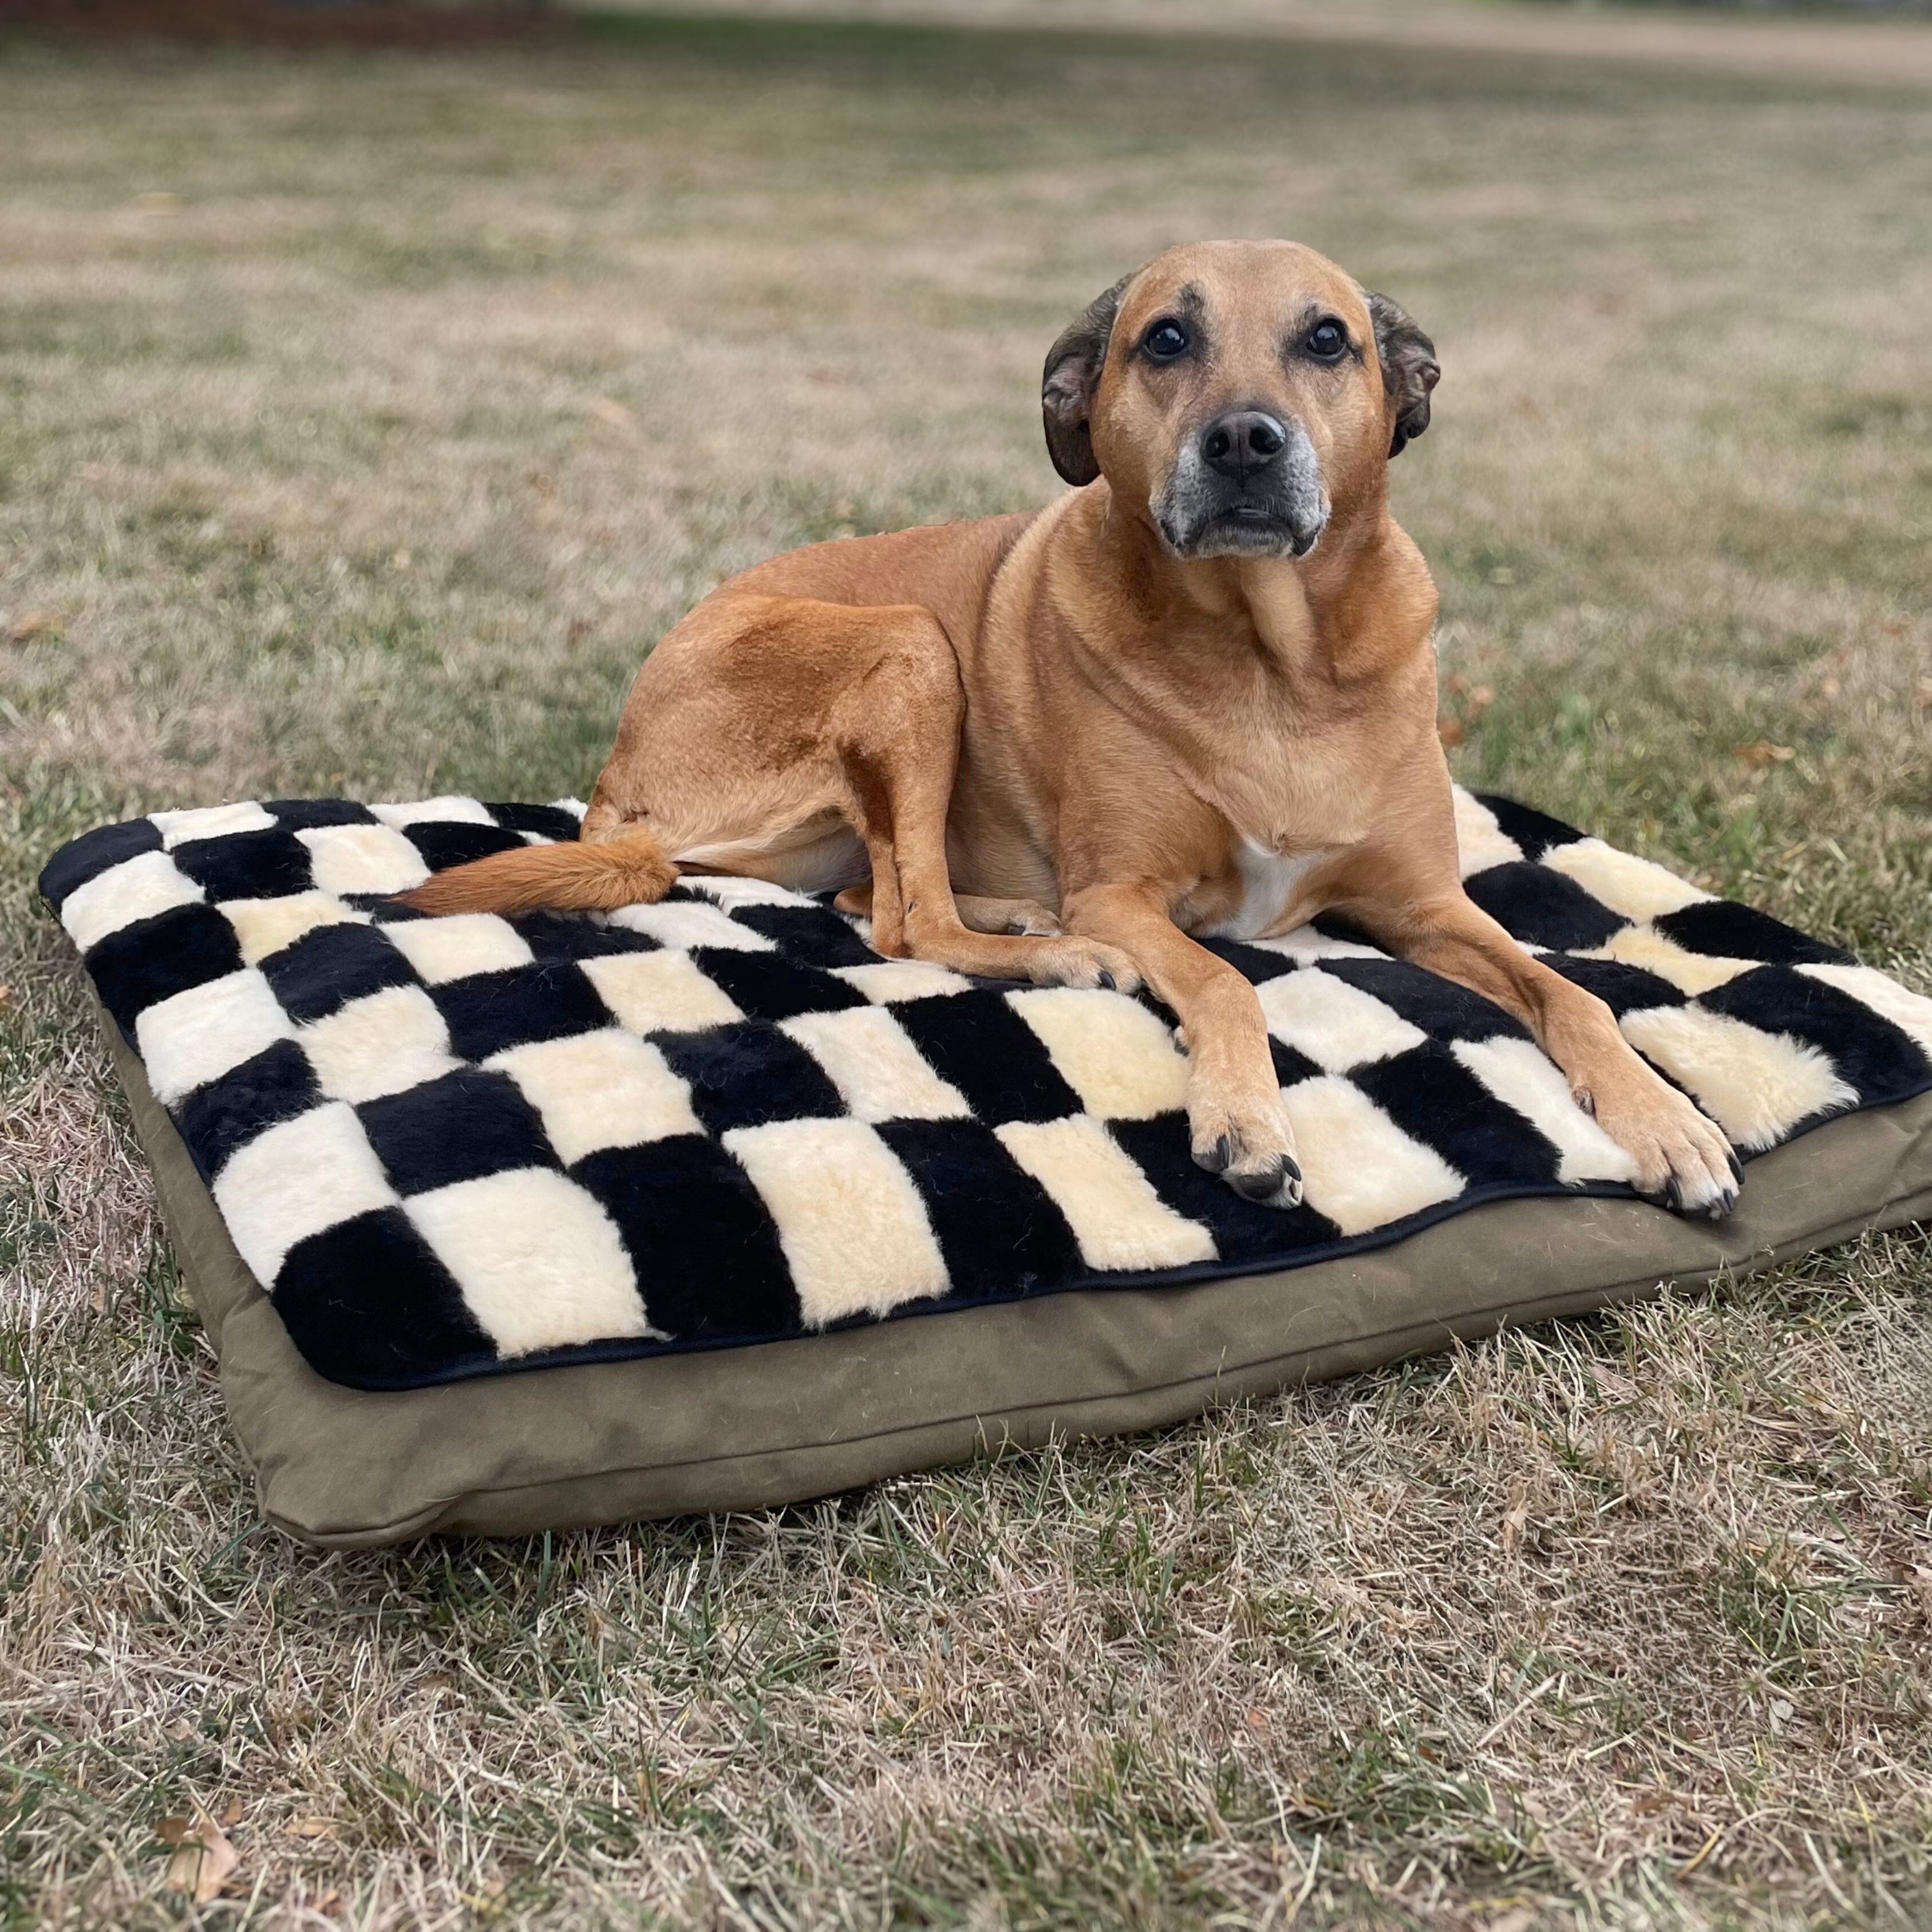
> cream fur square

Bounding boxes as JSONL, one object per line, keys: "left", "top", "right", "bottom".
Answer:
{"left": 995, "top": 1116, "right": 1215, "bottom": 1271}
{"left": 298, "top": 824, "right": 431, "bottom": 897}
{"left": 580, "top": 949, "right": 744, "bottom": 1036}
{"left": 488, "top": 1028, "right": 702, "bottom": 1163}
{"left": 725, "top": 1117, "right": 949, "bottom": 1323}
{"left": 299, "top": 985, "right": 461, "bottom": 1105}
{"left": 136, "top": 969, "right": 294, "bottom": 1106}
{"left": 408, "top": 1168, "right": 652, "bottom": 1356}
{"left": 384, "top": 912, "right": 535, "bottom": 986}
{"left": 61, "top": 850, "right": 205, "bottom": 953}
{"left": 213, "top": 1100, "right": 399, "bottom": 1282}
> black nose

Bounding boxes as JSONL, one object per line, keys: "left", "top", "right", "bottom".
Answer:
{"left": 1200, "top": 409, "right": 1287, "bottom": 481}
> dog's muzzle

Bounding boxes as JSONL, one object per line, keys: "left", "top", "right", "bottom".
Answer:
{"left": 1152, "top": 408, "right": 1329, "bottom": 560}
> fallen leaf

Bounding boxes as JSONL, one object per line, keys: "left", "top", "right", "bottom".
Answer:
{"left": 1500, "top": 1502, "right": 1530, "bottom": 1558}
{"left": 162, "top": 1812, "right": 239, "bottom": 1903}
{"left": 586, "top": 396, "right": 636, "bottom": 432}
{"left": 285, "top": 1815, "right": 338, "bottom": 1839}
{"left": 135, "top": 190, "right": 182, "bottom": 216}
{"left": 0, "top": 986, "right": 13, "bottom": 1011}
{"left": 1916, "top": 677, "right": 1932, "bottom": 708}
{"left": 7, "top": 610, "right": 61, "bottom": 644}
{"left": 1444, "top": 671, "right": 1469, "bottom": 694}
{"left": 1734, "top": 740, "right": 1795, "bottom": 768}
{"left": 1468, "top": 684, "right": 1495, "bottom": 712}
{"left": 1436, "top": 714, "right": 1465, "bottom": 748}
{"left": 1490, "top": 1910, "right": 1537, "bottom": 1932}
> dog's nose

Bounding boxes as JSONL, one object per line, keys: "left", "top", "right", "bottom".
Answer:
{"left": 1200, "top": 410, "right": 1288, "bottom": 481}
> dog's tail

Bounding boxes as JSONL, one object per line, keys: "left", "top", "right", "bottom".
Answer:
{"left": 397, "top": 824, "right": 678, "bottom": 918}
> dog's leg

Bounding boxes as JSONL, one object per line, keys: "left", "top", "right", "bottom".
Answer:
{"left": 1360, "top": 890, "right": 1741, "bottom": 1216}
{"left": 1064, "top": 882, "right": 1302, "bottom": 1206}
{"left": 836, "top": 884, "right": 1061, "bottom": 937}
{"left": 826, "top": 613, "right": 1138, "bottom": 990}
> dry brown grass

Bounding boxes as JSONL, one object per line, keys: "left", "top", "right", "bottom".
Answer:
{"left": 2, "top": 15, "right": 1931, "bottom": 1928}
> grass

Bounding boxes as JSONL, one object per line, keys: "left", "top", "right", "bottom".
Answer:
{"left": 2, "top": 12, "right": 1930, "bottom": 1927}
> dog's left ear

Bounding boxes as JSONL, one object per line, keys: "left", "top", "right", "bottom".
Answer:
{"left": 1365, "top": 290, "right": 1440, "bottom": 460}
{"left": 1041, "top": 272, "right": 1133, "bottom": 487}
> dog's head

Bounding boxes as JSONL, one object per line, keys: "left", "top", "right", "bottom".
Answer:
{"left": 1041, "top": 240, "right": 1438, "bottom": 560}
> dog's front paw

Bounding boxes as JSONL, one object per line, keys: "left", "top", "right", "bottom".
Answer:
{"left": 1583, "top": 1067, "right": 1741, "bottom": 1220}
{"left": 1189, "top": 1084, "right": 1303, "bottom": 1208}
{"left": 1028, "top": 937, "right": 1143, "bottom": 994}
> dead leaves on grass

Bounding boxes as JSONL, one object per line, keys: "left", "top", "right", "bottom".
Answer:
{"left": 6, "top": 609, "right": 63, "bottom": 644}
{"left": 157, "top": 1805, "right": 240, "bottom": 1903}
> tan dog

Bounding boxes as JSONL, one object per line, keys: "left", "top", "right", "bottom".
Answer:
{"left": 406, "top": 239, "right": 1741, "bottom": 1218}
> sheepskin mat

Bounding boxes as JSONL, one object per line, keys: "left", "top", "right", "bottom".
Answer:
{"left": 41, "top": 789, "right": 1932, "bottom": 1390}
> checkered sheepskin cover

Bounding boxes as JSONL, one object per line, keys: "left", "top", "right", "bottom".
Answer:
{"left": 41, "top": 789, "right": 1932, "bottom": 1390}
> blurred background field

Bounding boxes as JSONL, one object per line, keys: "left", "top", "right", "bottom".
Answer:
{"left": 2, "top": 8, "right": 1930, "bottom": 1929}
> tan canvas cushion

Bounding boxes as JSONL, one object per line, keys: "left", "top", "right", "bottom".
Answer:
{"left": 100, "top": 1002, "right": 1932, "bottom": 1548}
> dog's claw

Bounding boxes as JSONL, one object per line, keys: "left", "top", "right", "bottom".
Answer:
{"left": 1195, "top": 1133, "right": 1234, "bottom": 1175}
{"left": 1096, "top": 969, "right": 1116, "bottom": 991}
{"left": 1727, "top": 1148, "right": 1744, "bottom": 1185}
{"left": 1230, "top": 1155, "right": 1301, "bottom": 1206}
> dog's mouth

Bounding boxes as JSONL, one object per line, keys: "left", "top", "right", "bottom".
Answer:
{"left": 1158, "top": 497, "right": 1326, "bottom": 560}
{"left": 1206, "top": 503, "right": 1318, "bottom": 552}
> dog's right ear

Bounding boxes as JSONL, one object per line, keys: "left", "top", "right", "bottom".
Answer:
{"left": 1042, "top": 272, "right": 1133, "bottom": 487}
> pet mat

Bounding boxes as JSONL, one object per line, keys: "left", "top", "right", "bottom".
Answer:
{"left": 42, "top": 789, "right": 1932, "bottom": 1400}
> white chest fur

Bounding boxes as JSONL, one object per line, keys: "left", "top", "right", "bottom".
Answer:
{"left": 1202, "top": 836, "right": 1334, "bottom": 941}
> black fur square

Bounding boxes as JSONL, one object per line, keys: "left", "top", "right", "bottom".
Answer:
{"left": 876, "top": 1116, "right": 1086, "bottom": 1299}
{"left": 571, "top": 1134, "right": 800, "bottom": 1341}
{"left": 1319, "top": 957, "right": 1531, "bottom": 1043}
{"left": 891, "top": 991, "right": 1084, "bottom": 1125}
{"left": 171, "top": 829, "right": 317, "bottom": 902}
{"left": 508, "top": 910, "right": 663, "bottom": 963}
{"left": 1352, "top": 1044, "right": 1566, "bottom": 1188}
{"left": 1701, "top": 967, "right": 1932, "bottom": 1105}
{"left": 406, "top": 821, "right": 528, "bottom": 874}
{"left": 264, "top": 921, "right": 421, "bottom": 1024}
{"left": 1655, "top": 900, "right": 1855, "bottom": 968}
{"left": 431, "top": 962, "right": 610, "bottom": 1062}
{"left": 1475, "top": 794, "right": 1584, "bottom": 863}
{"left": 87, "top": 903, "right": 246, "bottom": 1034}
{"left": 1464, "top": 862, "right": 1627, "bottom": 953}
{"left": 691, "top": 948, "right": 871, "bottom": 1023}
{"left": 358, "top": 1067, "right": 558, "bottom": 1194}
{"left": 1106, "top": 1112, "right": 1344, "bottom": 1263}
{"left": 174, "top": 1038, "right": 322, "bottom": 1179}
{"left": 730, "top": 902, "right": 881, "bottom": 969}
{"left": 265, "top": 799, "right": 380, "bottom": 829}
{"left": 485, "top": 802, "right": 583, "bottom": 842}
{"left": 274, "top": 1207, "right": 497, "bottom": 1386}
{"left": 38, "top": 816, "right": 163, "bottom": 908}
{"left": 655, "top": 1021, "right": 847, "bottom": 1135}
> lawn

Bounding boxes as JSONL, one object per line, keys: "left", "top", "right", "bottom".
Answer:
{"left": 2, "top": 14, "right": 1930, "bottom": 1929}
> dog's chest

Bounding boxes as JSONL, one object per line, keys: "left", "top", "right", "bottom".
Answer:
{"left": 1199, "top": 836, "right": 1335, "bottom": 941}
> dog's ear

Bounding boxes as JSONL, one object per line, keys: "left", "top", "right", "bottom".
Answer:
{"left": 1041, "top": 272, "right": 1133, "bottom": 487}
{"left": 1365, "top": 290, "right": 1440, "bottom": 460}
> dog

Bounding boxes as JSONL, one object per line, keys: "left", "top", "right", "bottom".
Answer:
{"left": 405, "top": 239, "right": 1741, "bottom": 1219}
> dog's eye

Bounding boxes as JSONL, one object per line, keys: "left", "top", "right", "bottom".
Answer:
{"left": 1143, "top": 318, "right": 1191, "bottom": 361}
{"left": 1305, "top": 318, "right": 1348, "bottom": 362}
